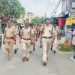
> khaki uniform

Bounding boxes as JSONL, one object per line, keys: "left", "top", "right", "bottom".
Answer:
{"left": 0, "top": 27, "right": 2, "bottom": 48}
{"left": 21, "top": 27, "right": 31, "bottom": 59}
{"left": 30, "top": 27, "right": 36, "bottom": 52}
{"left": 14, "top": 27, "right": 19, "bottom": 52}
{"left": 72, "top": 29, "right": 75, "bottom": 45}
{"left": 41, "top": 24, "right": 54, "bottom": 62}
{"left": 40, "top": 25, "right": 43, "bottom": 48}
{"left": 4, "top": 26, "right": 16, "bottom": 60}
{"left": 53, "top": 27, "right": 59, "bottom": 52}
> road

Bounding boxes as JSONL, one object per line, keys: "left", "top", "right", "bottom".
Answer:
{"left": 0, "top": 38, "right": 75, "bottom": 75}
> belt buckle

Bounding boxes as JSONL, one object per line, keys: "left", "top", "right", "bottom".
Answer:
{"left": 46, "top": 37, "right": 49, "bottom": 39}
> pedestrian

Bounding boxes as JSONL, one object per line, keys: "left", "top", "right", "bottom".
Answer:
{"left": 52, "top": 25, "right": 60, "bottom": 53}
{"left": 72, "top": 29, "right": 75, "bottom": 61}
{"left": 3, "top": 20, "right": 16, "bottom": 61}
{"left": 40, "top": 18, "right": 54, "bottom": 65}
{"left": 20, "top": 23, "right": 31, "bottom": 62}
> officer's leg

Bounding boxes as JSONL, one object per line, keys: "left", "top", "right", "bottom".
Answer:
{"left": 26, "top": 40, "right": 31, "bottom": 61}
{"left": 22, "top": 40, "right": 26, "bottom": 62}
{"left": 40, "top": 36, "right": 42, "bottom": 48}
{"left": 52, "top": 40, "right": 57, "bottom": 54}
{"left": 0, "top": 35, "right": 2, "bottom": 49}
{"left": 6, "top": 40, "right": 13, "bottom": 61}
{"left": 9, "top": 39, "right": 14, "bottom": 61}
{"left": 5, "top": 39, "right": 10, "bottom": 60}
{"left": 73, "top": 45, "right": 75, "bottom": 59}
{"left": 14, "top": 44, "right": 18, "bottom": 54}
{"left": 29, "top": 42, "right": 33, "bottom": 53}
{"left": 42, "top": 38, "right": 47, "bottom": 65}
{"left": 33, "top": 43, "right": 35, "bottom": 51}
{"left": 47, "top": 39, "right": 52, "bottom": 59}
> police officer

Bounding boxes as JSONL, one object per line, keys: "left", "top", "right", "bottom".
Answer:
{"left": 3, "top": 20, "right": 16, "bottom": 61}
{"left": 29, "top": 23, "right": 36, "bottom": 53}
{"left": 14, "top": 22, "right": 19, "bottom": 54}
{"left": 20, "top": 23, "right": 31, "bottom": 62}
{"left": 52, "top": 25, "right": 60, "bottom": 53}
{"left": 40, "top": 24, "right": 44, "bottom": 48}
{"left": 40, "top": 18, "right": 54, "bottom": 65}
{"left": 72, "top": 29, "right": 75, "bottom": 60}
{"left": 0, "top": 25, "right": 2, "bottom": 49}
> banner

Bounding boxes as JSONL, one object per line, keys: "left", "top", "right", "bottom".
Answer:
{"left": 72, "top": 18, "right": 75, "bottom": 24}
{"left": 66, "top": 18, "right": 72, "bottom": 25}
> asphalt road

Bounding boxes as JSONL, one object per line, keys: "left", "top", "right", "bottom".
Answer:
{"left": 0, "top": 38, "right": 75, "bottom": 75}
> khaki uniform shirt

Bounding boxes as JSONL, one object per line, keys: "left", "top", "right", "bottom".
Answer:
{"left": 31, "top": 28, "right": 36, "bottom": 35}
{"left": 5, "top": 26, "right": 16, "bottom": 38}
{"left": 41, "top": 24, "right": 54, "bottom": 37}
{"left": 22, "top": 27, "right": 31, "bottom": 39}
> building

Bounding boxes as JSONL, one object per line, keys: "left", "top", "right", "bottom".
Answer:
{"left": 70, "top": 0, "right": 75, "bottom": 16}
{"left": 27, "top": 12, "right": 34, "bottom": 23}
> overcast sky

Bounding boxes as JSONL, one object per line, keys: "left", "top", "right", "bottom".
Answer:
{"left": 19, "top": 0, "right": 60, "bottom": 17}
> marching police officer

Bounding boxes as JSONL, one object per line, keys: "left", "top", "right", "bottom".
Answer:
{"left": 4, "top": 20, "right": 16, "bottom": 61}
{"left": 40, "top": 18, "right": 54, "bottom": 65}
{"left": 20, "top": 23, "right": 31, "bottom": 62}
{"left": 29, "top": 23, "right": 36, "bottom": 53}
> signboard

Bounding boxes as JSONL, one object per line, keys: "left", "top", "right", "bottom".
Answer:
{"left": 65, "top": 31, "right": 72, "bottom": 40}
{"left": 72, "top": 18, "right": 75, "bottom": 24}
{"left": 66, "top": 18, "right": 72, "bottom": 25}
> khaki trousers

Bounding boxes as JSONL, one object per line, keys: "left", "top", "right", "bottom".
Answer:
{"left": 53, "top": 37, "right": 58, "bottom": 51}
{"left": 42, "top": 38, "right": 52, "bottom": 61}
{"left": 21, "top": 39, "right": 31, "bottom": 58}
{"left": 5, "top": 38, "right": 14, "bottom": 57}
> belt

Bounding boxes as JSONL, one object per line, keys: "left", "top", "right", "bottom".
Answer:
{"left": 23, "top": 38, "right": 30, "bottom": 40}
{"left": 6, "top": 37, "right": 13, "bottom": 39}
{"left": 42, "top": 37, "right": 52, "bottom": 39}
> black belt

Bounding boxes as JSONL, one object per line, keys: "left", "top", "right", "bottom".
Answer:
{"left": 43, "top": 37, "right": 52, "bottom": 39}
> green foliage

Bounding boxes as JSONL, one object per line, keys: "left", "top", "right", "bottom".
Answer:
{"left": 0, "top": 0, "right": 25, "bottom": 19}
{"left": 31, "top": 17, "right": 45, "bottom": 25}
{"left": 57, "top": 44, "right": 73, "bottom": 52}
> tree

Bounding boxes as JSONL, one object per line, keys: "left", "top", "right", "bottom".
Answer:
{"left": 0, "top": 0, "right": 25, "bottom": 19}
{"left": 31, "top": 16, "right": 45, "bottom": 25}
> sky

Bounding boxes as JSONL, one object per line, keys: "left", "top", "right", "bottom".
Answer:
{"left": 19, "top": 0, "right": 61, "bottom": 17}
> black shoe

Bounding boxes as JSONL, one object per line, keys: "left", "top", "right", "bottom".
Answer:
{"left": 40, "top": 45, "right": 42, "bottom": 48}
{"left": 29, "top": 51, "right": 32, "bottom": 53}
{"left": 53, "top": 50, "right": 56, "bottom": 54}
{"left": 26, "top": 57, "right": 29, "bottom": 61}
{"left": 14, "top": 49, "right": 18, "bottom": 54}
{"left": 73, "top": 55, "right": 75, "bottom": 59}
{"left": 51, "top": 47, "right": 53, "bottom": 51}
{"left": 33, "top": 48, "right": 35, "bottom": 51}
{"left": 43, "top": 61, "right": 47, "bottom": 66}
{"left": 22, "top": 57, "right": 26, "bottom": 62}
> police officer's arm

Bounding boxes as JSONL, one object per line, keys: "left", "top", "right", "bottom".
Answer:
{"left": 40, "top": 25, "right": 44, "bottom": 35}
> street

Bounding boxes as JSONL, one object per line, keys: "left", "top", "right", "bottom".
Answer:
{"left": 0, "top": 39, "right": 75, "bottom": 75}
